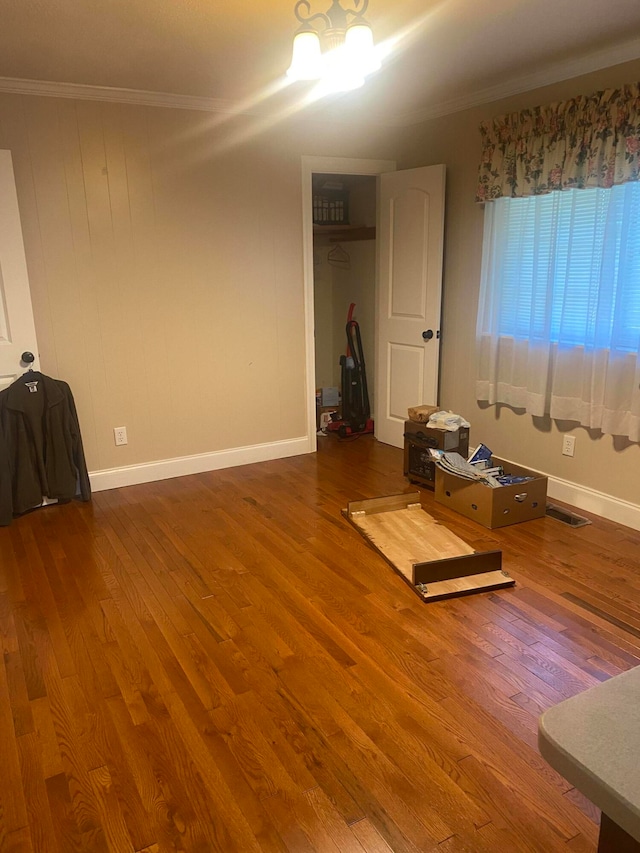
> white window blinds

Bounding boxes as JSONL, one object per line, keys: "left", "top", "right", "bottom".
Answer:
{"left": 476, "top": 183, "right": 640, "bottom": 440}
{"left": 481, "top": 183, "right": 640, "bottom": 352}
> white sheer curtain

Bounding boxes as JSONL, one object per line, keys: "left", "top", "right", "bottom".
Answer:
{"left": 476, "top": 182, "right": 640, "bottom": 441}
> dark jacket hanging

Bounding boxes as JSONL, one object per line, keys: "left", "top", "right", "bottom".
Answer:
{"left": 0, "top": 372, "right": 91, "bottom": 523}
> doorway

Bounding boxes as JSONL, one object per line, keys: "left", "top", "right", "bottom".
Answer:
{"left": 312, "top": 172, "right": 377, "bottom": 434}
{"left": 301, "top": 156, "right": 396, "bottom": 451}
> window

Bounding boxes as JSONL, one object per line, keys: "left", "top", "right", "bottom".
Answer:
{"left": 480, "top": 182, "right": 640, "bottom": 353}
{"left": 476, "top": 182, "right": 640, "bottom": 441}
{"left": 474, "top": 83, "right": 640, "bottom": 440}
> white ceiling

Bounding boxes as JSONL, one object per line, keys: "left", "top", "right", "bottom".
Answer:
{"left": 1, "top": 0, "right": 640, "bottom": 124}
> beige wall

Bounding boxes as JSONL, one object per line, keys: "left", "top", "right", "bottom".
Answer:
{"left": 313, "top": 243, "right": 335, "bottom": 391}
{"left": 331, "top": 242, "right": 376, "bottom": 414}
{"left": 0, "top": 92, "right": 396, "bottom": 472}
{"left": 399, "top": 58, "right": 640, "bottom": 504}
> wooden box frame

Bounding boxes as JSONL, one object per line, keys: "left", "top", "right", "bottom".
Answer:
{"left": 342, "top": 492, "right": 513, "bottom": 602}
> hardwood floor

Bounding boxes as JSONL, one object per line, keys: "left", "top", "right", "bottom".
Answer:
{"left": 1, "top": 435, "right": 639, "bottom": 852}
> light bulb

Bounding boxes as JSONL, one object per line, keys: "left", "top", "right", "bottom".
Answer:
{"left": 344, "top": 22, "right": 381, "bottom": 76}
{"left": 287, "top": 30, "right": 323, "bottom": 80}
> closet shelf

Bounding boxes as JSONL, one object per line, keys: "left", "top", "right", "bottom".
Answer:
{"left": 313, "top": 224, "right": 376, "bottom": 243}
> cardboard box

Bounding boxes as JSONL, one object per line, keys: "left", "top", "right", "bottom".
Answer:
{"left": 404, "top": 420, "right": 470, "bottom": 453}
{"left": 407, "top": 404, "right": 440, "bottom": 423}
{"left": 316, "top": 404, "right": 341, "bottom": 429}
{"left": 435, "top": 456, "right": 547, "bottom": 528}
{"left": 321, "top": 386, "right": 340, "bottom": 406}
{"left": 404, "top": 420, "right": 470, "bottom": 490}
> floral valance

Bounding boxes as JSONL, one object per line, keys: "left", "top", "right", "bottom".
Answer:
{"left": 476, "top": 83, "right": 640, "bottom": 202}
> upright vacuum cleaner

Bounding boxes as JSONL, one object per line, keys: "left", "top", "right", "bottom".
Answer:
{"left": 327, "top": 304, "right": 374, "bottom": 438}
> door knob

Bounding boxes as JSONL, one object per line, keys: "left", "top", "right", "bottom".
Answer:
{"left": 422, "top": 330, "right": 434, "bottom": 340}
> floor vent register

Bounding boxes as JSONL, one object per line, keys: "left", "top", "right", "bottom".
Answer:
{"left": 545, "top": 503, "right": 591, "bottom": 527}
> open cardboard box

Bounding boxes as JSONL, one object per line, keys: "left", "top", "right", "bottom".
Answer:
{"left": 316, "top": 404, "right": 341, "bottom": 429}
{"left": 435, "top": 456, "right": 547, "bottom": 529}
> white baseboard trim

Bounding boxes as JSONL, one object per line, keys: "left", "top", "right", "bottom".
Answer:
{"left": 89, "top": 441, "right": 640, "bottom": 531}
{"left": 89, "top": 436, "right": 312, "bottom": 492}
{"left": 547, "top": 474, "right": 640, "bottom": 532}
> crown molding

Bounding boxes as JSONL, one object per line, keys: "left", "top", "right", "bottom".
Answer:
{"left": 394, "top": 35, "right": 640, "bottom": 126}
{"left": 0, "top": 74, "right": 395, "bottom": 126}
{"left": 0, "top": 76, "right": 262, "bottom": 116}
{"left": 2, "top": 33, "right": 640, "bottom": 127}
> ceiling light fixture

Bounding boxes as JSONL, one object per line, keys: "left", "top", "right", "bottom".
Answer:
{"left": 287, "top": 0, "right": 381, "bottom": 93}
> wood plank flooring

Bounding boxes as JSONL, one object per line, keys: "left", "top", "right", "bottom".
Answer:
{"left": 1, "top": 435, "right": 639, "bottom": 852}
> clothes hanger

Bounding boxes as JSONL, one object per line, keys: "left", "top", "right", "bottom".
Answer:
{"left": 19, "top": 351, "right": 42, "bottom": 380}
{"left": 327, "top": 243, "right": 351, "bottom": 270}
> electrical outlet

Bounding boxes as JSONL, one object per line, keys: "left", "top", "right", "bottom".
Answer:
{"left": 562, "top": 434, "right": 575, "bottom": 457}
{"left": 114, "top": 426, "right": 128, "bottom": 446}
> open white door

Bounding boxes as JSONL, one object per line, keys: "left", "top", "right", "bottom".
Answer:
{"left": 0, "top": 150, "right": 39, "bottom": 392}
{"left": 375, "top": 164, "right": 445, "bottom": 448}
